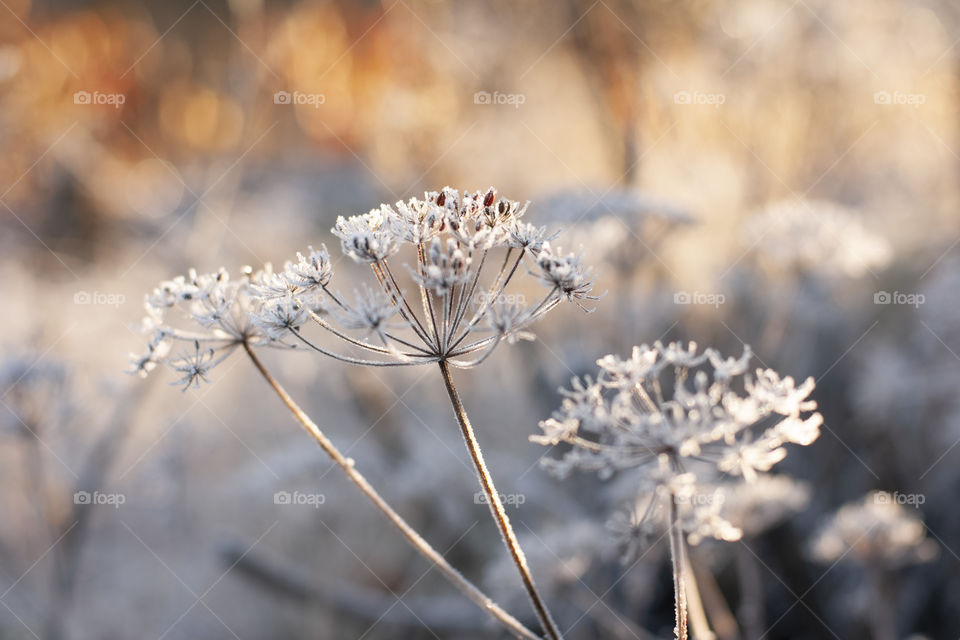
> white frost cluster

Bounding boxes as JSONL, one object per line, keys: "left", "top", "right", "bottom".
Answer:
{"left": 532, "top": 341, "right": 823, "bottom": 548}
{"left": 131, "top": 188, "right": 599, "bottom": 386}
{"left": 130, "top": 267, "right": 274, "bottom": 389}
{"left": 743, "top": 199, "right": 891, "bottom": 278}
{"left": 248, "top": 187, "right": 599, "bottom": 369}
{"left": 810, "top": 491, "right": 938, "bottom": 568}
{"left": 719, "top": 474, "right": 811, "bottom": 537}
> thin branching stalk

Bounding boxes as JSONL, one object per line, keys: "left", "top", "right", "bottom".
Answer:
{"left": 668, "top": 496, "right": 690, "bottom": 640}
{"left": 438, "top": 359, "right": 563, "bottom": 640}
{"left": 242, "top": 342, "right": 539, "bottom": 640}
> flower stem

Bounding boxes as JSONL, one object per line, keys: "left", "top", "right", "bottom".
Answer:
{"left": 668, "top": 496, "right": 689, "bottom": 640}
{"left": 243, "top": 343, "right": 539, "bottom": 640}
{"left": 437, "top": 359, "right": 563, "bottom": 640}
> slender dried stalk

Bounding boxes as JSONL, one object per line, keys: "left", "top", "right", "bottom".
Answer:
{"left": 243, "top": 342, "right": 539, "bottom": 640}
{"left": 683, "top": 550, "right": 714, "bottom": 640}
{"left": 866, "top": 567, "right": 896, "bottom": 640}
{"left": 668, "top": 497, "right": 689, "bottom": 640}
{"left": 736, "top": 544, "right": 764, "bottom": 640}
{"left": 438, "top": 359, "right": 563, "bottom": 640}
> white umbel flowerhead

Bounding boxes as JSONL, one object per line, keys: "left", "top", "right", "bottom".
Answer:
{"left": 810, "top": 491, "right": 938, "bottom": 568}
{"left": 333, "top": 207, "right": 400, "bottom": 263}
{"left": 332, "top": 284, "right": 403, "bottom": 342}
{"left": 170, "top": 340, "right": 216, "bottom": 391}
{"left": 247, "top": 187, "right": 599, "bottom": 369}
{"left": 533, "top": 341, "right": 822, "bottom": 549}
{"left": 744, "top": 199, "right": 892, "bottom": 278}
{"left": 535, "top": 242, "right": 598, "bottom": 308}
{"left": 252, "top": 296, "right": 310, "bottom": 341}
{"left": 130, "top": 266, "right": 291, "bottom": 388}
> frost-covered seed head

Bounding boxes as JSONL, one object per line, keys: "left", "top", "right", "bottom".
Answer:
{"left": 242, "top": 187, "right": 598, "bottom": 369}
{"left": 533, "top": 341, "right": 822, "bottom": 549}
{"left": 810, "top": 492, "right": 938, "bottom": 568}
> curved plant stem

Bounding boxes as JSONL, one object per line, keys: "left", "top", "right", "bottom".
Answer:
{"left": 437, "top": 360, "right": 563, "bottom": 640}
{"left": 668, "top": 496, "right": 689, "bottom": 640}
{"left": 242, "top": 343, "right": 539, "bottom": 640}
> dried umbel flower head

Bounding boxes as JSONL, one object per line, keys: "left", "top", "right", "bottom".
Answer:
{"left": 719, "top": 474, "right": 811, "bottom": 537}
{"left": 743, "top": 199, "right": 891, "bottom": 279}
{"left": 533, "top": 341, "right": 823, "bottom": 548}
{"left": 129, "top": 266, "right": 280, "bottom": 387}
{"left": 248, "top": 187, "right": 599, "bottom": 368}
{"left": 810, "top": 491, "right": 938, "bottom": 568}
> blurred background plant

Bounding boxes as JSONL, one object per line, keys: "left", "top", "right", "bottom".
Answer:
{"left": 2, "top": 0, "right": 960, "bottom": 638}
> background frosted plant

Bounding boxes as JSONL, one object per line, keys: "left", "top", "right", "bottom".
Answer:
{"left": 539, "top": 188, "right": 693, "bottom": 277}
{"left": 532, "top": 341, "right": 823, "bottom": 640}
{"left": 248, "top": 187, "right": 599, "bottom": 640}
{"left": 719, "top": 474, "right": 811, "bottom": 639}
{"left": 0, "top": 351, "right": 144, "bottom": 640}
{"left": 810, "top": 491, "right": 937, "bottom": 640}
{"left": 743, "top": 199, "right": 892, "bottom": 279}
